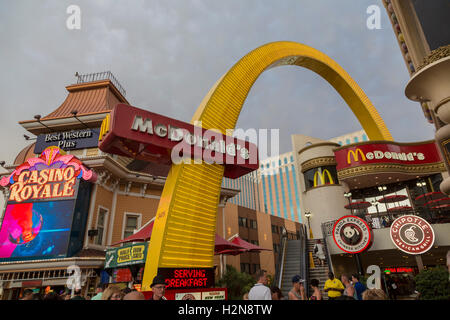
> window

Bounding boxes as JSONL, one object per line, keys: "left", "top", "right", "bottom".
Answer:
{"left": 354, "top": 137, "right": 359, "bottom": 143}
{"left": 278, "top": 159, "right": 282, "bottom": 166}
{"left": 250, "top": 240, "right": 259, "bottom": 246}
{"left": 238, "top": 217, "right": 248, "bottom": 228}
{"left": 338, "top": 141, "right": 343, "bottom": 146}
{"left": 123, "top": 214, "right": 141, "bottom": 239}
{"left": 250, "top": 219, "right": 257, "bottom": 229}
{"left": 271, "top": 224, "right": 279, "bottom": 234}
{"left": 284, "top": 157, "right": 288, "bottom": 164}
{"left": 240, "top": 263, "right": 251, "bottom": 274}
{"left": 346, "top": 139, "right": 351, "bottom": 145}
{"left": 96, "top": 207, "right": 108, "bottom": 245}
{"left": 362, "top": 134, "right": 368, "bottom": 141}
{"left": 252, "top": 264, "right": 260, "bottom": 275}
{"left": 290, "top": 155, "right": 294, "bottom": 162}
{"left": 303, "top": 166, "right": 339, "bottom": 190}
{"left": 273, "top": 243, "right": 280, "bottom": 253}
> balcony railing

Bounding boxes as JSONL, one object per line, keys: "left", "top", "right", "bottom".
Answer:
{"left": 75, "top": 71, "right": 126, "bottom": 97}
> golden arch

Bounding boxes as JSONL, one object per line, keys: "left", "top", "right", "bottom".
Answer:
{"left": 141, "top": 41, "right": 392, "bottom": 290}
{"left": 313, "top": 169, "right": 335, "bottom": 187}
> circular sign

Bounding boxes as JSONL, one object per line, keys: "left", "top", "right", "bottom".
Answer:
{"left": 390, "top": 215, "right": 435, "bottom": 255}
{"left": 332, "top": 215, "right": 373, "bottom": 254}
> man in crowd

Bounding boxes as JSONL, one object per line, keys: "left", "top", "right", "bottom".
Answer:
{"left": 288, "top": 275, "right": 306, "bottom": 300}
{"left": 324, "top": 272, "right": 344, "bottom": 300}
{"left": 70, "top": 289, "right": 86, "bottom": 300}
{"left": 352, "top": 274, "right": 367, "bottom": 300}
{"left": 123, "top": 290, "right": 146, "bottom": 300}
{"left": 20, "top": 289, "right": 34, "bottom": 300}
{"left": 150, "top": 275, "right": 167, "bottom": 300}
{"left": 91, "top": 284, "right": 104, "bottom": 300}
{"left": 248, "top": 269, "right": 272, "bottom": 300}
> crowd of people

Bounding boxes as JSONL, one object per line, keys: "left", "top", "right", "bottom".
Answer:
{"left": 245, "top": 269, "right": 389, "bottom": 300}
{"left": 18, "top": 275, "right": 167, "bottom": 301}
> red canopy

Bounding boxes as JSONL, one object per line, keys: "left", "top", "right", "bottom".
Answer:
{"left": 378, "top": 195, "right": 408, "bottom": 203}
{"left": 425, "top": 198, "right": 450, "bottom": 207}
{"left": 111, "top": 220, "right": 154, "bottom": 246}
{"left": 214, "top": 234, "right": 246, "bottom": 254}
{"left": 344, "top": 201, "right": 371, "bottom": 210}
{"left": 112, "top": 222, "right": 246, "bottom": 255}
{"left": 231, "top": 236, "right": 272, "bottom": 252}
{"left": 387, "top": 206, "right": 412, "bottom": 212}
{"left": 431, "top": 204, "right": 450, "bottom": 210}
{"left": 415, "top": 192, "right": 446, "bottom": 205}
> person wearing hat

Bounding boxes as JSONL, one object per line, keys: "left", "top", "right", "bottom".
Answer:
{"left": 150, "top": 275, "right": 167, "bottom": 300}
{"left": 288, "top": 275, "right": 306, "bottom": 300}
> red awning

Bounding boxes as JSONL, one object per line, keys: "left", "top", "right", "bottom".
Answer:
{"left": 111, "top": 220, "right": 154, "bottom": 246}
{"left": 378, "top": 195, "right": 408, "bottom": 203}
{"left": 344, "top": 201, "right": 371, "bottom": 210}
{"left": 415, "top": 192, "right": 446, "bottom": 205}
{"left": 112, "top": 222, "right": 246, "bottom": 255}
{"left": 214, "top": 234, "right": 246, "bottom": 254}
{"left": 231, "top": 236, "right": 271, "bottom": 252}
{"left": 387, "top": 206, "right": 412, "bottom": 212}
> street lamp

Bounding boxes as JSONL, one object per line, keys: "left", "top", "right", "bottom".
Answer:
{"left": 304, "top": 211, "right": 313, "bottom": 239}
{"left": 344, "top": 192, "right": 352, "bottom": 215}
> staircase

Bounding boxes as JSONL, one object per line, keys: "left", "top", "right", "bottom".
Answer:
{"left": 279, "top": 240, "right": 302, "bottom": 298}
{"left": 306, "top": 239, "right": 330, "bottom": 300}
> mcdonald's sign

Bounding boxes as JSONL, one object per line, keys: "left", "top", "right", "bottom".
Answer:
{"left": 334, "top": 141, "right": 441, "bottom": 171}
{"left": 347, "top": 148, "right": 366, "bottom": 164}
{"left": 313, "top": 169, "right": 335, "bottom": 187}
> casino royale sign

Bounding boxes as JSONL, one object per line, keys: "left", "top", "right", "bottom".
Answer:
{"left": 390, "top": 215, "right": 435, "bottom": 255}
{"left": 332, "top": 216, "right": 373, "bottom": 254}
{"left": 98, "top": 104, "right": 259, "bottom": 179}
{"left": 334, "top": 141, "right": 442, "bottom": 171}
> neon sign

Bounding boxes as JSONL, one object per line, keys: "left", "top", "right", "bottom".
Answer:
{"left": 1, "top": 146, "right": 96, "bottom": 203}
{"left": 158, "top": 268, "right": 215, "bottom": 289}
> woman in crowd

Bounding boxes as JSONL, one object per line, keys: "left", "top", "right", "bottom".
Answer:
{"left": 101, "top": 285, "right": 123, "bottom": 300}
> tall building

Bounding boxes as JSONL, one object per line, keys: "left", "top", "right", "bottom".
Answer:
{"left": 222, "top": 130, "right": 368, "bottom": 224}
{"left": 383, "top": 0, "right": 450, "bottom": 194}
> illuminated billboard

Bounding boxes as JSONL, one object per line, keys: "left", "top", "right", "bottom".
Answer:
{"left": 0, "top": 146, "right": 96, "bottom": 261}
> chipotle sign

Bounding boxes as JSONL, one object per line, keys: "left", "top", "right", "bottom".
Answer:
{"left": 390, "top": 215, "right": 435, "bottom": 255}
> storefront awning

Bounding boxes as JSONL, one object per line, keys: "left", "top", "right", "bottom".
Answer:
{"left": 387, "top": 206, "right": 412, "bottom": 212}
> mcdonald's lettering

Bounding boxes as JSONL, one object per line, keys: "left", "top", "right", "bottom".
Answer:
{"left": 313, "top": 169, "right": 335, "bottom": 186}
{"left": 347, "top": 148, "right": 366, "bottom": 164}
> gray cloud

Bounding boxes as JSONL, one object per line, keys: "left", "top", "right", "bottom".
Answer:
{"left": 0, "top": 0, "right": 436, "bottom": 210}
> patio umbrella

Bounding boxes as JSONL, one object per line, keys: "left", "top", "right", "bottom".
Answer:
{"left": 344, "top": 201, "right": 371, "bottom": 210}
{"left": 214, "top": 234, "right": 246, "bottom": 254}
{"left": 230, "top": 236, "right": 272, "bottom": 253}
{"left": 378, "top": 195, "right": 407, "bottom": 203}
{"left": 415, "top": 192, "right": 446, "bottom": 206}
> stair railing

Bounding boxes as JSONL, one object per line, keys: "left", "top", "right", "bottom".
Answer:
{"left": 321, "top": 221, "right": 336, "bottom": 273}
{"left": 276, "top": 229, "right": 288, "bottom": 288}
{"left": 302, "top": 224, "right": 311, "bottom": 298}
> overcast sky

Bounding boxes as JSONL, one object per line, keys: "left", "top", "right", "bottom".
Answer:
{"left": 0, "top": 0, "right": 436, "bottom": 205}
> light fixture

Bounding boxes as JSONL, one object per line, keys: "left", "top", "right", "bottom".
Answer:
{"left": 34, "top": 114, "right": 55, "bottom": 132}
{"left": 71, "top": 110, "right": 90, "bottom": 129}
{"left": 0, "top": 161, "right": 5, "bottom": 168}
{"left": 23, "top": 134, "right": 36, "bottom": 141}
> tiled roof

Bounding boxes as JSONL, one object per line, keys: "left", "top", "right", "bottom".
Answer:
{"left": 42, "top": 80, "right": 129, "bottom": 120}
